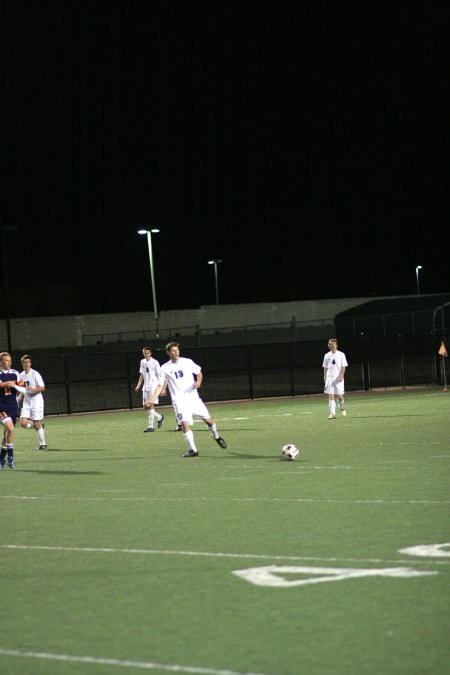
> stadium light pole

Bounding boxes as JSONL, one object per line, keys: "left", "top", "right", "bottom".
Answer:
{"left": 208, "top": 259, "right": 223, "bottom": 305}
{"left": 138, "top": 228, "right": 160, "bottom": 324}
{"left": 2, "top": 225, "right": 18, "bottom": 353}
{"left": 415, "top": 265, "right": 422, "bottom": 296}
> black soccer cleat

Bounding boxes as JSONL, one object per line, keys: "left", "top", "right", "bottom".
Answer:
{"left": 215, "top": 437, "right": 227, "bottom": 449}
{"left": 144, "top": 427, "right": 154, "bottom": 433}
{"left": 37, "top": 444, "right": 48, "bottom": 450}
{"left": 157, "top": 414, "right": 164, "bottom": 429}
{"left": 183, "top": 450, "right": 199, "bottom": 457}
{"left": 174, "top": 425, "right": 182, "bottom": 432}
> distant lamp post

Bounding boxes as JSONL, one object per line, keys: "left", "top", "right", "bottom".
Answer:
{"left": 415, "top": 265, "right": 422, "bottom": 296}
{"left": 1, "top": 225, "right": 18, "bottom": 353}
{"left": 138, "top": 228, "right": 160, "bottom": 322}
{"left": 208, "top": 259, "right": 223, "bottom": 305}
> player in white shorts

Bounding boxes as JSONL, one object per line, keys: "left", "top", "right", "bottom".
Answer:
{"left": 19, "top": 354, "right": 48, "bottom": 449}
{"left": 145, "top": 341, "right": 226, "bottom": 457}
{"left": 322, "top": 338, "right": 348, "bottom": 419}
{"left": 135, "top": 347, "right": 164, "bottom": 432}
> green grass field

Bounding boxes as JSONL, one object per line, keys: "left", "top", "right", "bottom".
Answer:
{"left": 1, "top": 389, "right": 449, "bottom": 675}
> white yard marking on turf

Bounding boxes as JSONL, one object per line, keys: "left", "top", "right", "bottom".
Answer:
{"left": 399, "top": 543, "right": 450, "bottom": 558}
{"left": 232, "top": 565, "right": 437, "bottom": 587}
{"left": 1, "top": 495, "right": 449, "bottom": 504}
{"left": 0, "top": 648, "right": 271, "bottom": 675}
{"left": 2, "top": 544, "right": 449, "bottom": 565}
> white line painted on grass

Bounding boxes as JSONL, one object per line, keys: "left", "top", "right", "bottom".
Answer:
{"left": 1, "top": 494, "right": 448, "bottom": 504}
{"left": 399, "top": 543, "right": 450, "bottom": 558}
{"left": 0, "top": 648, "right": 271, "bottom": 674}
{"left": 232, "top": 565, "right": 437, "bottom": 587}
{"left": 2, "top": 544, "right": 449, "bottom": 565}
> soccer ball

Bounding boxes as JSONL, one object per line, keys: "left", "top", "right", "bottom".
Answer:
{"left": 281, "top": 444, "right": 299, "bottom": 461}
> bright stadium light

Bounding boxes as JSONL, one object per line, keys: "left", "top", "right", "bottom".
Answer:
{"left": 208, "top": 259, "right": 223, "bottom": 305}
{"left": 138, "top": 228, "right": 160, "bottom": 320}
{"left": 415, "top": 265, "right": 422, "bottom": 296}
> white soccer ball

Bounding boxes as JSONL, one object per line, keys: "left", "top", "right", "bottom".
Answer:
{"left": 281, "top": 444, "right": 299, "bottom": 461}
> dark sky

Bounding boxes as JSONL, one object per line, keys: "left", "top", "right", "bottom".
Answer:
{"left": 3, "top": 0, "right": 449, "bottom": 318}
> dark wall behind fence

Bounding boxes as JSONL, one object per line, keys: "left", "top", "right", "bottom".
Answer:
{"left": 35, "top": 334, "right": 442, "bottom": 416}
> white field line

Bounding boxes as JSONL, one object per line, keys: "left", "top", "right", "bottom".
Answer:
{"left": 2, "top": 543, "right": 450, "bottom": 566}
{"left": 0, "top": 648, "right": 270, "bottom": 675}
{"left": 1, "top": 494, "right": 449, "bottom": 504}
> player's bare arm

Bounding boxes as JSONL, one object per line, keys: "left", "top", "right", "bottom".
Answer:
{"left": 193, "top": 372, "right": 203, "bottom": 389}
{"left": 145, "top": 383, "right": 163, "bottom": 408}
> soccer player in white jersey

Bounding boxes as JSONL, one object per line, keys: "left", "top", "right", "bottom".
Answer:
{"left": 322, "top": 338, "right": 348, "bottom": 419}
{"left": 135, "top": 347, "right": 164, "bottom": 432}
{"left": 19, "top": 354, "right": 48, "bottom": 450}
{"left": 145, "top": 341, "right": 226, "bottom": 457}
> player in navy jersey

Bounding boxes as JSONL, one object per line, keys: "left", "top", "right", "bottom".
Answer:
{"left": 0, "top": 352, "right": 26, "bottom": 470}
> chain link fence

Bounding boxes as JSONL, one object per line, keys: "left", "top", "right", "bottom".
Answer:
{"left": 27, "top": 333, "right": 444, "bottom": 416}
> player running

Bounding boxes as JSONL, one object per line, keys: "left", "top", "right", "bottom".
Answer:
{"left": 145, "top": 342, "right": 226, "bottom": 457}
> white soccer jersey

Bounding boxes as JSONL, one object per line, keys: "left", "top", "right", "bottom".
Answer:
{"left": 322, "top": 349, "right": 348, "bottom": 384}
{"left": 20, "top": 368, "right": 45, "bottom": 405}
{"left": 139, "top": 357, "right": 161, "bottom": 392}
{"left": 158, "top": 357, "right": 200, "bottom": 401}
{"left": 20, "top": 367, "right": 45, "bottom": 420}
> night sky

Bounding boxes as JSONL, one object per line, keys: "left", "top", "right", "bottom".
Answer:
{"left": 3, "top": 1, "right": 449, "bottom": 318}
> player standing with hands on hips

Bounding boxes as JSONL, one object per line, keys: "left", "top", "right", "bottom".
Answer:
{"left": 146, "top": 341, "right": 226, "bottom": 457}
{"left": 323, "top": 338, "right": 348, "bottom": 419}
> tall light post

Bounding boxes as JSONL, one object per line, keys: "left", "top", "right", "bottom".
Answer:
{"left": 208, "top": 259, "right": 223, "bottom": 305}
{"left": 2, "top": 225, "right": 18, "bottom": 353}
{"left": 138, "top": 228, "right": 160, "bottom": 324}
{"left": 415, "top": 265, "right": 422, "bottom": 296}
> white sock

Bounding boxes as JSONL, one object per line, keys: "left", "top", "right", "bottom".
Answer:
{"left": 208, "top": 423, "right": 218, "bottom": 439}
{"left": 148, "top": 410, "right": 155, "bottom": 428}
{"left": 183, "top": 430, "right": 198, "bottom": 452}
{"left": 330, "top": 401, "right": 336, "bottom": 415}
{"left": 38, "top": 428, "right": 46, "bottom": 444}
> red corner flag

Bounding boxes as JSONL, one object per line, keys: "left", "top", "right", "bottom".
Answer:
{"left": 439, "top": 341, "right": 448, "bottom": 357}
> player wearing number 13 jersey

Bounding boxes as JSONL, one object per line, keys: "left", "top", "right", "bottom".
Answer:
{"left": 0, "top": 351, "right": 25, "bottom": 470}
{"left": 145, "top": 341, "right": 227, "bottom": 457}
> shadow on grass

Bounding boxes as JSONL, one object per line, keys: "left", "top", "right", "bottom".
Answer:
{"left": 205, "top": 451, "right": 276, "bottom": 460}
{"left": 43, "top": 448, "right": 106, "bottom": 452}
{"left": 13, "top": 469, "right": 106, "bottom": 475}
{"left": 343, "top": 414, "right": 420, "bottom": 419}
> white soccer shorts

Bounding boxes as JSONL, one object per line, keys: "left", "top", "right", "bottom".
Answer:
{"left": 172, "top": 393, "right": 210, "bottom": 426}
